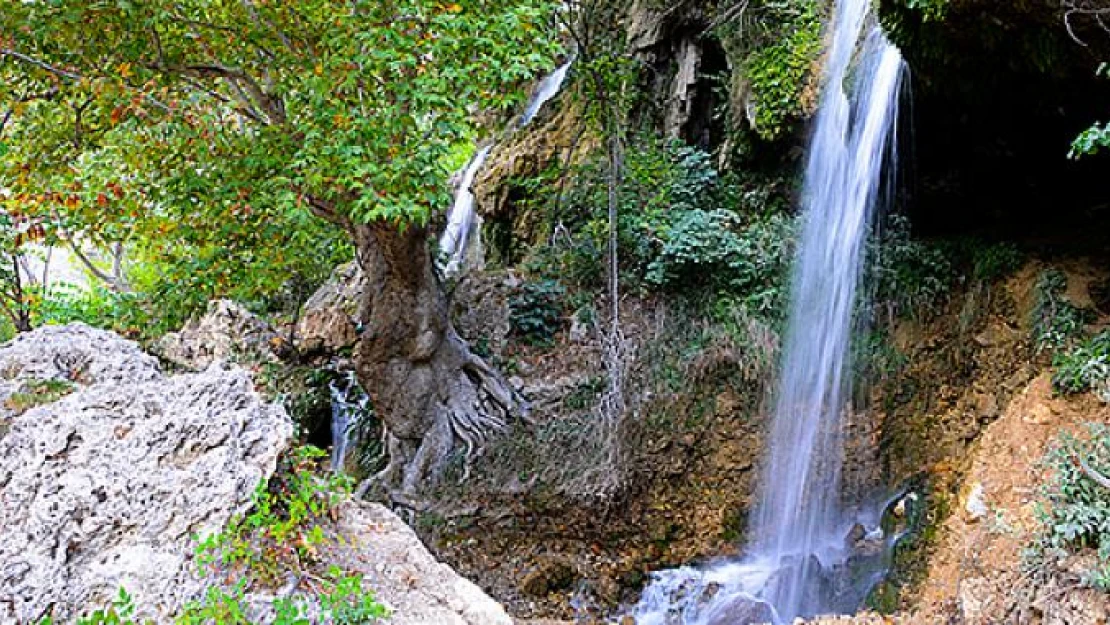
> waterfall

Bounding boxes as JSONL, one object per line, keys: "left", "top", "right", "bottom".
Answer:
{"left": 752, "top": 20, "right": 903, "bottom": 623}
{"left": 630, "top": 0, "right": 904, "bottom": 621}
{"left": 438, "top": 59, "right": 574, "bottom": 276}
{"left": 439, "top": 145, "right": 493, "bottom": 276}
{"left": 330, "top": 371, "right": 369, "bottom": 473}
{"left": 519, "top": 59, "right": 574, "bottom": 127}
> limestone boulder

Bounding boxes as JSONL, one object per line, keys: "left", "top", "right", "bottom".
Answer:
{"left": 0, "top": 324, "right": 292, "bottom": 623}
{"left": 322, "top": 501, "right": 515, "bottom": 625}
{"left": 295, "top": 262, "right": 366, "bottom": 353}
{"left": 153, "top": 299, "right": 284, "bottom": 370}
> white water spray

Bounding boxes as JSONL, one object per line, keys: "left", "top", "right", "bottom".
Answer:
{"left": 439, "top": 145, "right": 493, "bottom": 276}
{"left": 631, "top": 0, "right": 904, "bottom": 621}
{"left": 519, "top": 59, "right": 574, "bottom": 127}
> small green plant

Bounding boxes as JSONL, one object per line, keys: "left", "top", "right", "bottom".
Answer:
{"left": 509, "top": 279, "right": 565, "bottom": 346}
{"left": 1032, "top": 269, "right": 1094, "bottom": 352}
{"left": 564, "top": 375, "right": 606, "bottom": 411}
{"left": 730, "top": 0, "right": 823, "bottom": 141}
{"left": 37, "top": 588, "right": 149, "bottom": 625}
{"left": 1031, "top": 424, "right": 1110, "bottom": 589}
{"left": 5, "top": 378, "right": 76, "bottom": 414}
{"left": 1053, "top": 331, "right": 1110, "bottom": 401}
{"left": 194, "top": 446, "right": 352, "bottom": 585}
{"left": 971, "top": 242, "right": 1024, "bottom": 282}
{"left": 872, "top": 215, "right": 957, "bottom": 319}
{"left": 317, "top": 567, "right": 390, "bottom": 624}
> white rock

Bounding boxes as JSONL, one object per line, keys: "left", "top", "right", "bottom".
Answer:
{"left": 323, "top": 501, "right": 514, "bottom": 625}
{"left": 0, "top": 324, "right": 518, "bottom": 625}
{"left": 965, "top": 482, "right": 988, "bottom": 522}
{"left": 0, "top": 324, "right": 292, "bottom": 623}
{"left": 154, "top": 299, "right": 282, "bottom": 370}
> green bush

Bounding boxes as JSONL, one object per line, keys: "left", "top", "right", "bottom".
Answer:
{"left": 1032, "top": 424, "right": 1110, "bottom": 589}
{"left": 34, "top": 284, "right": 159, "bottom": 340}
{"left": 971, "top": 241, "right": 1024, "bottom": 282}
{"left": 645, "top": 210, "right": 794, "bottom": 313}
{"left": 871, "top": 215, "right": 957, "bottom": 318}
{"left": 509, "top": 279, "right": 565, "bottom": 346}
{"left": 741, "top": 0, "right": 823, "bottom": 141}
{"left": 550, "top": 141, "right": 793, "bottom": 299}
{"left": 1053, "top": 331, "right": 1110, "bottom": 400}
{"left": 1032, "top": 269, "right": 1094, "bottom": 352}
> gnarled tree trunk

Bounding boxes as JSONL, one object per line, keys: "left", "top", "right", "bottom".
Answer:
{"left": 351, "top": 222, "right": 524, "bottom": 494}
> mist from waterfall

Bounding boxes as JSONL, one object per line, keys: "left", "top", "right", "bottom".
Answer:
{"left": 630, "top": 0, "right": 904, "bottom": 621}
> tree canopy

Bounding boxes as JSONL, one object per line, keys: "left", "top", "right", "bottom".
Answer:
{"left": 0, "top": 0, "right": 561, "bottom": 327}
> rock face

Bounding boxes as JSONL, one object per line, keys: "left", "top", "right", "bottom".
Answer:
{"left": 0, "top": 322, "right": 161, "bottom": 392}
{"left": 295, "top": 261, "right": 366, "bottom": 353}
{"left": 153, "top": 299, "right": 283, "bottom": 370}
{"left": 0, "top": 323, "right": 519, "bottom": 625}
{"left": 323, "top": 501, "right": 514, "bottom": 625}
{"left": 0, "top": 324, "right": 293, "bottom": 623}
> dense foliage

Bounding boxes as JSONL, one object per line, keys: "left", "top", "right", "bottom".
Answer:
{"left": 0, "top": 0, "right": 561, "bottom": 334}
{"left": 1033, "top": 424, "right": 1110, "bottom": 589}
{"left": 545, "top": 141, "right": 795, "bottom": 306}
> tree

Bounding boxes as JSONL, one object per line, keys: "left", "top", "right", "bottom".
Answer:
{"left": 0, "top": 0, "right": 561, "bottom": 492}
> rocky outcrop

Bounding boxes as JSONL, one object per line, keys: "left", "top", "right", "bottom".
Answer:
{"left": 0, "top": 324, "right": 521, "bottom": 624}
{"left": 324, "top": 501, "right": 515, "bottom": 625}
{"left": 153, "top": 299, "right": 283, "bottom": 369}
{"left": 0, "top": 324, "right": 292, "bottom": 623}
{"left": 0, "top": 322, "right": 160, "bottom": 391}
{"left": 295, "top": 261, "right": 366, "bottom": 353}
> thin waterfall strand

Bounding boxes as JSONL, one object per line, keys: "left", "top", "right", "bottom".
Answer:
{"left": 438, "top": 60, "right": 573, "bottom": 276}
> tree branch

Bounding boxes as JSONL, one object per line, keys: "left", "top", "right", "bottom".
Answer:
{"left": 1076, "top": 453, "right": 1110, "bottom": 491}
{"left": 1, "top": 48, "right": 81, "bottom": 80}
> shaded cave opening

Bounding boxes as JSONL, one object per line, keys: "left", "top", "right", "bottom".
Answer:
{"left": 882, "top": 1, "right": 1110, "bottom": 252}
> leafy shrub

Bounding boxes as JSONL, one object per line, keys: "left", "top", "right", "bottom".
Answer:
{"left": 971, "top": 242, "right": 1024, "bottom": 282}
{"left": 645, "top": 211, "right": 795, "bottom": 315}
{"left": 509, "top": 279, "right": 565, "bottom": 345}
{"left": 1032, "top": 269, "right": 1094, "bottom": 352}
{"left": 183, "top": 446, "right": 388, "bottom": 623}
{"left": 1053, "top": 331, "right": 1110, "bottom": 401}
{"left": 871, "top": 216, "right": 956, "bottom": 318}
{"left": 1032, "top": 424, "right": 1110, "bottom": 588}
{"left": 5, "top": 378, "right": 75, "bottom": 415}
{"left": 34, "top": 284, "right": 160, "bottom": 341}
{"left": 195, "top": 447, "right": 350, "bottom": 584}
{"left": 741, "top": 0, "right": 823, "bottom": 140}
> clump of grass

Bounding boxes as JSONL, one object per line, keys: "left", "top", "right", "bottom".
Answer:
{"left": 5, "top": 378, "right": 76, "bottom": 415}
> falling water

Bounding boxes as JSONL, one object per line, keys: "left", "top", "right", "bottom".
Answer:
{"left": 439, "top": 59, "right": 573, "bottom": 276}
{"left": 631, "top": 0, "right": 904, "bottom": 621}
{"left": 519, "top": 59, "right": 574, "bottom": 127}
{"left": 439, "top": 145, "right": 493, "bottom": 276}
{"left": 330, "top": 371, "right": 370, "bottom": 473}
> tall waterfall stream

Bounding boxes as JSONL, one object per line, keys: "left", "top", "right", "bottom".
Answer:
{"left": 631, "top": 0, "right": 905, "bottom": 622}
